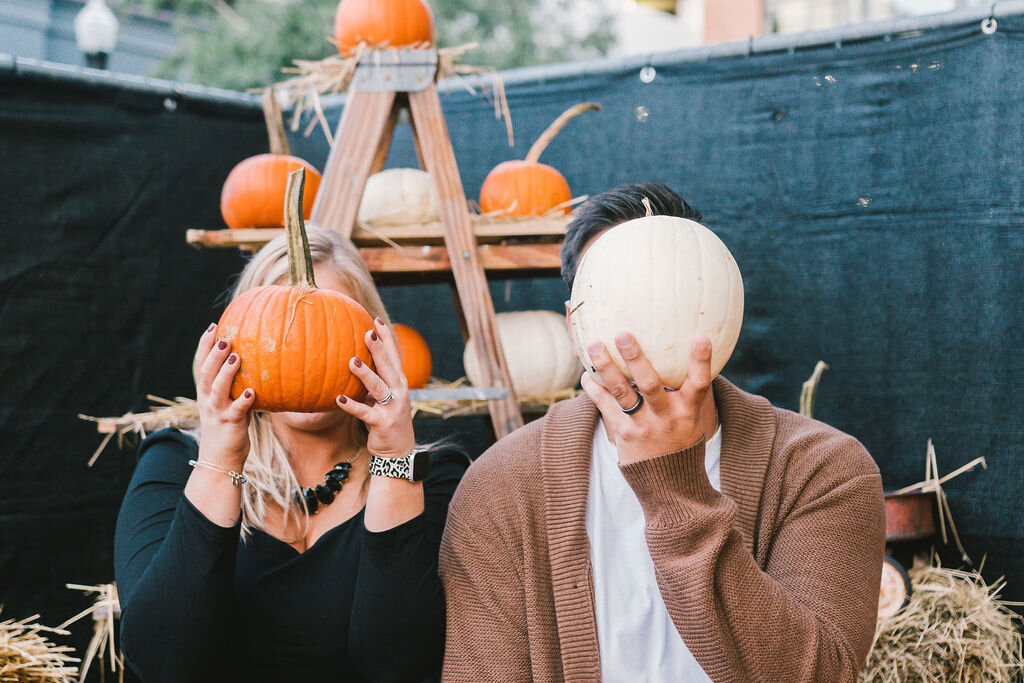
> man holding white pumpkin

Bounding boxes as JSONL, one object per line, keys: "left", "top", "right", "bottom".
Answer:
{"left": 439, "top": 183, "right": 886, "bottom": 682}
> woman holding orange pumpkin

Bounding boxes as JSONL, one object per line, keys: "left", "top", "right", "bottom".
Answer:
{"left": 113, "top": 226, "right": 467, "bottom": 683}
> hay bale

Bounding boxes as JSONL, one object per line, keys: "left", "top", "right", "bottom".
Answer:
{"left": 0, "top": 609, "right": 78, "bottom": 682}
{"left": 862, "top": 565, "right": 1024, "bottom": 682}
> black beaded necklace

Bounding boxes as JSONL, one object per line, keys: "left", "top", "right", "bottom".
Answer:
{"left": 295, "top": 447, "right": 362, "bottom": 515}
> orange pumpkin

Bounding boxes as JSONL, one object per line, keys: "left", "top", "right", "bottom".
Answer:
{"left": 220, "top": 88, "right": 322, "bottom": 230}
{"left": 217, "top": 170, "right": 374, "bottom": 412}
{"left": 334, "top": 0, "right": 435, "bottom": 57}
{"left": 220, "top": 154, "right": 322, "bottom": 229}
{"left": 479, "top": 102, "right": 601, "bottom": 217}
{"left": 392, "top": 323, "right": 432, "bottom": 389}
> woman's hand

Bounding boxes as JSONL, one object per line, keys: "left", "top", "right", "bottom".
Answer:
{"left": 193, "top": 323, "right": 256, "bottom": 470}
{"left": 581, "top": 332, "right": 713, "bottom": 464}
{"left": 336, "top": 318, "right": 416, "bottom": 460}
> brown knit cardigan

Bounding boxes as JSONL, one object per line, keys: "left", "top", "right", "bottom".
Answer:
{"left": 439, "top": 377, "right": 886, "bottom": 682}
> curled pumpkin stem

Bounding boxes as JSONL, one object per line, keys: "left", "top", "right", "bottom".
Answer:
{"left": 525, "top": 102, "right": 602, "bottom": 164}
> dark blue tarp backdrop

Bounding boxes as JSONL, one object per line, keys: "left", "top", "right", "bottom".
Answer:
{"left": 292, "top": 10, "right": 1024, "bottom": 596}
{"left": 1, "top": 6, "right": 1021, "bottom": 667}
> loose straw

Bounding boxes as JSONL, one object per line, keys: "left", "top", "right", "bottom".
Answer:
{"left": 0, "top": 609, "right": 79, "bottom": 682}
{"left": 79, "top": 396, "right": 200, "bottom": 465}
{"left": 273, "top": 43, "right": 513, "bottom": 148}
{"left": 894, "top": 439, "right": 987, "bottom": 565}
{"left": 60, "top": 583, "right": 123, "bottom": 683}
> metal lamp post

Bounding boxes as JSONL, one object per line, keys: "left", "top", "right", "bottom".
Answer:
{"left": 73, "top": 0, "right": 120, "bottom": 70}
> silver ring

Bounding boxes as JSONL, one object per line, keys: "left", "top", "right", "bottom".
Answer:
{"left": 621, "top": 394, "right": 644, "bottom": 415}
{"left": 377, "top": 389, "right": 395, "bottom": 406}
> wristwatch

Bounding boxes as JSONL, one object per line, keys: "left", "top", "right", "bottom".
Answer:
{"left": 369, "top": 448, "right": 430, "bottom": 482}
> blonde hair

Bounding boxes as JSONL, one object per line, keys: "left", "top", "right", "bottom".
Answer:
{"left": 231, "top": 225, "right": 389, "bottom": 538}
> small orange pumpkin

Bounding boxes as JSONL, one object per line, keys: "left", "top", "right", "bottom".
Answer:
{"left": 392, "top": 323, "right": 432, "bottom": 389}
{"left": 479, "top": 102, "right": 601, "bottom": 217}
{"left": 334, "top": 0, "right": 435, "bottom": 57}
{"left": 220, "top": 88, "right": 323, "bottom": 229}
{"left": 220, "top": 155, "right": 322, "bottom": 229}
{"left": 217, "top": 170, "right": 374, "bottom": 412}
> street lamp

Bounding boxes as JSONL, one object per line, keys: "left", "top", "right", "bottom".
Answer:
{"left": 74, "top": 0, "right": 120, "bottom": 70}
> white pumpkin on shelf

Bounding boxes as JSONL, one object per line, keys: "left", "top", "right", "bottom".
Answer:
{"left": 568, "top": 215, "right": 744, "bottom": 389}
{"left": 358, "top": 168, "right": 439, "bottom": 225}
{"left": 464, "top": 310, "right": 582, "bottom": 397}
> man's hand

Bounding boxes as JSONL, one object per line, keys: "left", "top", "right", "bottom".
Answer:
{"left": 581, "top": 333, "right": 713, "bottom": 464}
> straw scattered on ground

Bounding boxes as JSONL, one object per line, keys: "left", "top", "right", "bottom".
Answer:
{"left": 0, "top": 609, "right": 78, "bottom": 683}
{"left": 60, "top": 583, "right": 123, "bottom": 683}
{"left": 862, "top": 563, "right": 1024, "bottom": 682}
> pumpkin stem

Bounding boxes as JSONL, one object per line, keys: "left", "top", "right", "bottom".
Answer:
{"left": 263, "top": 86, "right": 291, "bottom": 156}
{"left": 642, "top": 197, "right": 653, "bottom": 217}
{"left": 524, "top": 102, "right": 601, "bottom": 164}
{"left": 285, "top": 169, "right": 316, "bottom": 288}
{"left": 799, "top": 360, "right": 829, "bottom": 418}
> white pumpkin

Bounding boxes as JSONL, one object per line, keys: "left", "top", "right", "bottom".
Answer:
{"left": 568, "top": 216, "right": 744, "bottom": 389}
{"left": 464, "top": 310, "right": 582, "bottom": 396}
{"left": 358, "top": 168, "right": 439, "bottom": 225}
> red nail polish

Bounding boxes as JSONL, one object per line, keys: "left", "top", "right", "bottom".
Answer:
{"left": 370, "top": 331, "right": 378, "bottom": 342}
{"left": 217, "top": 340, "right": 228, "bottom": 351}
{"left": 227, "top": 354, "right": 237, "bottom": 365}
{"left": 337, "top": 395, "right": 348, "bottom": 404}
{"left": 375, "top": 317, "right": 384, "bottom": 325}
{"left": 207, "top": 323, "right": 216, "bottom": 333}
{"left": 243, "top": 389, "right": 253, "bottom": 399}
{"left": 353, "top": 357, "right": 363, "bottom": 368}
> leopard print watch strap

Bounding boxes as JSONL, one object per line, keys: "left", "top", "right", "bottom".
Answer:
{"left": 368, "top": 449, "right": 429, "bottom": 481}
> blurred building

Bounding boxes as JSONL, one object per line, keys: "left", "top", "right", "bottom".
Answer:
{"left": 611, "top": 0, "right": 987, "bottom": 56}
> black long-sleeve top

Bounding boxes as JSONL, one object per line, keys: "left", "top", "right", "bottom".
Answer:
{"left": 114, "top": 428, "right": 468, "bottom": 683}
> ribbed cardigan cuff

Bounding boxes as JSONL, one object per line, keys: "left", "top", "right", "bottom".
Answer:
{"left": 619, "top": 438, "right": 722, "bottom": 526}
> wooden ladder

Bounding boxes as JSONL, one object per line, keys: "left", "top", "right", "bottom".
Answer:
{"left": 310, "top": 49, "right": 523, "bottom": 438}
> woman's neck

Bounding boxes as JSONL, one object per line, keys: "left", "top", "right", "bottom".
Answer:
{"left": 269, "top": 416, "right": 363, "bottom": 487}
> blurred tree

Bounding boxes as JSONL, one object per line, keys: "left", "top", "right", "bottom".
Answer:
{"left": 131, "top": 0, "right": 614, "bottom": 92}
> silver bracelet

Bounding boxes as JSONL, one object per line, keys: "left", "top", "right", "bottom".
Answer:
{"left": 188, "top": 459, "right": 248, "bottom": 487}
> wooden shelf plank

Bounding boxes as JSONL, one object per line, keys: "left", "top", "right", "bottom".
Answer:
{"left": 409, "top": 387, "right": 508, "bottom": 401}
{"left": 352, "top": 215, "right": 569, "bottom": 244}
{"left": 187, "top": 230, "right": 563, "bottom": 279}
{"left": 187, "top": 214, "right": 569, "bottom": 250}
{"left": 359, "top": 243, "right": 561, "bottom": 274}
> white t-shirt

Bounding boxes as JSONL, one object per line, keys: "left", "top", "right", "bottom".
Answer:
{"left": 585, "top": 419, "right": 722, "bottom": 683}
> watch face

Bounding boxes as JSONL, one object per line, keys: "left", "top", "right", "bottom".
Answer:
{"left": 411, "top": 450, "right": 430, "bottom": 482}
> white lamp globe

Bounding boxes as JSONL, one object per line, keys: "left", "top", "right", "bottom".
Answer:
{"left": 74, "top": 0, "right": 120, "bottom": 56}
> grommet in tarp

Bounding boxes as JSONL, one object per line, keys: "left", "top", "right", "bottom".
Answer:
{"left": 639, "top": 63, "right": 656, "bottom": 84}
{"left": 981, "top": 3, "right": 998, "bottom": 34}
